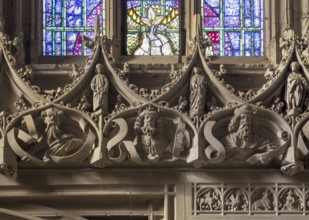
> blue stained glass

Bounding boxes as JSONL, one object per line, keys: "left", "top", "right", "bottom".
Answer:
{"left": 55, "top": 44, "right": 62, "bottom": 55}
{"left": 55, "top": 13, "right": 62, "bottom": 26}
{"left": 224, "top": 32, "right": 240, "bottom": 56}
{"left": 55, "top": 0, "right": 62, "bottom": 13}
{"left": 55, "top": 32, "right": 62, "bottom": 43}
{"left": 254, "top": 32, "right": 261, "bottom": 56}
{"left": 66, "top": 0, "right": 82, "bottom": 27}
{"left": 45, "top": 44, "right": 53, "bottom": 55}
{"left": 244, "top": 0, "right": 251, "bottom": 27}
{"left": 66, "top": 32, "right": 78, "bottom": 53}
{"left": 254, "top": 18, "right": 260, "bottom": 28}
{"left": 46, "top": 31, "right": 52, "bottom": 43}
{"left": 224, "top": 0, "right": 240, "bottom": 28}
{"left": 43, "top": 0, "right": 106, "bottom": 56}
{"left": 166, "top": 0, "right": 179, "bottom": 8}
{"left": 127, "top": 1, "right": 141, "bottom": 9}
{"left": 86, "top": 0, "right": 102, "bottom": 16}
{"left": 224, "top": 16, "right": 240, "bottom": 28}
{"left": 244, "top": 31, "right": 251, "bottom": 56}
{"left": 46, "top": 13, "right": 52, "bottom": 26}
{"left": 202, "top": 0, "right": 263, "bottom": 56}
{"left": 244, "top": 32, "right": 251, "bottom": 49}
{"left": 45, "top": 0, "right": 52, "bottom": 12}
{"left": 224, "top": 0, "right": 240, "bottom": 16}
{"left": 205, "top": 0, "right": 220, "bottom": 14}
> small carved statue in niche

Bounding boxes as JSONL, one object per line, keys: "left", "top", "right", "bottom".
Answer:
{"left": 279, "top": 27, "right": 295, "bottom": 57}
{"left": 133, "top": 105, "right": 163, "bottom": 162}
{"left": 91, "top": 63, "right": 109, "bottom": 112}
{"left": 77, "top": 95, "right": 91, "bottom": 111}
{"left": 189, "top": 67, "right": 207, "bottom": 118}
{"left": 197, "top": 189, "right": 221, "bottom": 211}
{"left": 301, "top": 12, "right": 309, "bottom": 39}
{"left": 252, "top": 189, "right": 273, "bottom": 211}
{"left": 221, "top": 105, "right": 279, "bottom": 164}
{"left": 282, "top": 189, "right": 295, "bottom": 211}
{"left": 285, "top": 62, "right": 308, "bottom": 116}
{"left": 41, "top": 108, "right": 83, "bottom": 160}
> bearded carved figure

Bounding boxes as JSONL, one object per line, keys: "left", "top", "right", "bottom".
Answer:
{"left": 41, "top": 108, "right": 83, "bottom": 160}
{"left": 221, "top": 105, "right": 280, "bottom": 164}
{"left": 133, "top": 106, "right": 163, "bottom": 162}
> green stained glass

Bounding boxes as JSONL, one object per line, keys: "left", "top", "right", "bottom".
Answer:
{"left": 126, "top": 0, "right": 180, "bottom": 56}
{"left": 42, "top": 0, "right": 106, "bottom": 56}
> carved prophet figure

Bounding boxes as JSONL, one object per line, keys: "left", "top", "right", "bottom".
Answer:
{"left": 91, "top": 63, "right": 109, "bottom": 112}
{"left": 285, "top": 62, "right": 308, "bottom": 116}
{"left": 189, "top": 67, "right": 206, "bottom": 118}
{"left": 42, "top": 108, "right": 83, "bottom": 160}
{"left": 221, "top": 105, "right": 281, "bottom": 164}
{"left": 133, "top": 106, "right": 163, "bottom": 161}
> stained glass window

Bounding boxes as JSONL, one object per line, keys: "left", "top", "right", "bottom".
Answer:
{"left": 125, "top": 0, "right": 180, "bottom": 56}
{"left": 43, "top": 0, "right": 106, "bottom": 56}
{"left": 202, "top": 0, "right": 263, "bottom": 56}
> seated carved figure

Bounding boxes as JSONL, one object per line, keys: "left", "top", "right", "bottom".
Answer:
{"left": 41, "top": 108, "right": 83, "bottom": 160}
{"left": 221, "top": 105, "right": 279, "bottom": 164}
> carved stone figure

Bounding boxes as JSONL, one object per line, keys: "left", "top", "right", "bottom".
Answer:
{"left": 133, "top": 106, "right": 163, "bottom": 162}
{"left": 301, "top": 12, "right": 309, "bottom": 37}
{"left": 225, "top": 189, "right": 248, "bottom": 211}
{"left": 197, "top": 189, "right": 221, "bottom": 211}
{"left": 252, "top": 189, "right": 272, "bottom": 211}
{"left": 41, "top": 108, "right": 83, "bottom": 160}
{"left": 77, "top": 95, "right": 91, "bottom": 111}
{"left": 189, "top": 67, "right": 206, "bottom": 118}
{"left": 285, "top": 62, "right": 308, "bottom": 116}
{"left": 41, "top": 108, "right": 82, "bottom": 160}
{"left": 279, "top": 27, "right": 294, "bottom": 57}
{"left": 221, "top": 105, "right": 280, "bottom": 164}
{"left": 91, "top": 63, "right": 109, "bottom": 112}
{"left": 12, "top": 31, "right": 25, "bottom": 65}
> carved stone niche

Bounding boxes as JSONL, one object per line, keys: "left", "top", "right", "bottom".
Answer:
{"left": 201, "top": 104, "right": 292, "bottom": 169}
{"left": 6, "top": 105, "right": 97, "bottom": 166}
{"left": 103, "top": 104, "right": 198, "bottom": 165}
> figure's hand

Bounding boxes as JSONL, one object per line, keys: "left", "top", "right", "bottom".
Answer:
{"left": 259, "top": 154, "right": 272, "bottom": 164}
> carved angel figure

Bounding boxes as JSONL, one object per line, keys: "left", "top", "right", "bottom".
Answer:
{"left": 41, "top": 108, "right": 83, "bottom": 160}
{"left": 221, "top": 105, "right": 281, "bottom": 164}
{"left": 91, "top": 63, "right": 109, "bottom": 112}
{"left": 285, "top": 62, "right": 308, "bottom": 116}
{"left": 189, "top": 67, "right": 207, "bottom": 118}
{"left": 133, "top": 106, "right": 163, "bottom": 162}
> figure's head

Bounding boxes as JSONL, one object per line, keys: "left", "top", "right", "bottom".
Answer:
{"left": 95, "top": 64, "right": 105, "bottom": 75}
{"left": 290, "top": 61, "right": 300, "bottom": 71}
{"left": 41, "top": 108, "right": 63, "bottom": 127}
{"left": 193, "top": 67, "right": 201, "bottom": 74}
{"left": 228, "top": 105, "right": 256, "bottom": 140}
